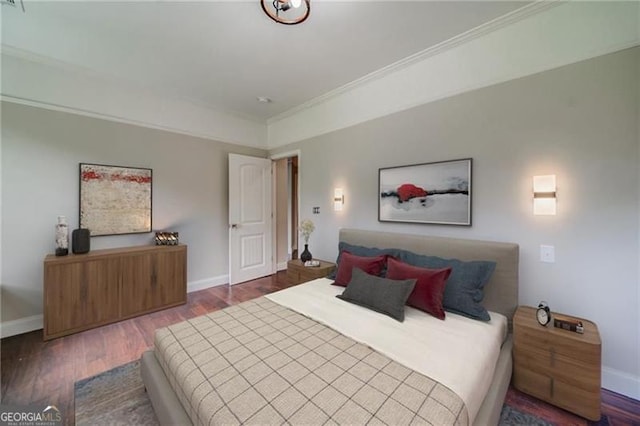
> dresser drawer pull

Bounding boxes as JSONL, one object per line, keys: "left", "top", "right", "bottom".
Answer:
{"left": 550, "top": 377, "right": 554, "bottom": 398}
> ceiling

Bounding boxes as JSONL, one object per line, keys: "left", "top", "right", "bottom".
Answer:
{"left": 1, "top": 1, "right": 529, "bottom": 122}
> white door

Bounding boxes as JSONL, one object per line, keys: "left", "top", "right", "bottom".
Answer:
{"left": 229, "top": 153, "right": 274, "bottom": 285}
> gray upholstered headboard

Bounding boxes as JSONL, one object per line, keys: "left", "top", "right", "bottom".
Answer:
{"left": 339, "top": 228, "right": 519, "bottom": 328}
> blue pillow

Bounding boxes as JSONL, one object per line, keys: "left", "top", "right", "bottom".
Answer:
{"left": 398, "top": 251, "right": 496, "bottom": 321}
{"left": 328, "top": 242, "right": 403, "bottom": 279}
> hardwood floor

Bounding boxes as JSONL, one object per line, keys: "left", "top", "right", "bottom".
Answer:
{"left": 2, "top": 271, "right": 639, "bottom": 425}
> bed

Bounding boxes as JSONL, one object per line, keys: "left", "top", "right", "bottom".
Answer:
{"left": 141, "top": 228, "right": 519, "bottom": 425}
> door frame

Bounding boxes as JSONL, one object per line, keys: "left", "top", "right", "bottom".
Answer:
{"left": 270, "top": 149, "right": 302, "bottom": 268}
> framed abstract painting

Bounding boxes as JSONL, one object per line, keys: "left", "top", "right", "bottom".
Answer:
{"left": 379, "top": 158, "right": 472, "bottom": 226}
{"left": 79, "top": 163, "right": 152, "bottom": 236}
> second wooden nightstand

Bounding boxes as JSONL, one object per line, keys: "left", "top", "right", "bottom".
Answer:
{"left": 286, "top": 259, "right": 335, "bottom": 285}
{"left": 513, "top": 305, "right": 602, "bottom": 421}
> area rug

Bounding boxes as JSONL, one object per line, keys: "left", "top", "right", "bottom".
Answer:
{"left": 75, "top": 360, "right": 158, "bottom": 426}
{"left": 75, "top": 361, "right": 551, "bottom": 425}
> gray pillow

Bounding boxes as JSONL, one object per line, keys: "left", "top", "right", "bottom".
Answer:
{"left": 399, "top": 251, "right": 496, "bottom": 321}
{"left": 336, "top": 268, "right": 416, "bottom": 321}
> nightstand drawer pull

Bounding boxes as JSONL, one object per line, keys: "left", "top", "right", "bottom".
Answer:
{"left": 550, "top": 377, "right": 554, "bottom": 398}
{"left": 550, "top": 347, "right": 555, "bottom": 367}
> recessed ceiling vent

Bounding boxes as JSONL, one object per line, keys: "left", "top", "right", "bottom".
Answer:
{"left": 1, "top": 0, "right": 25, "bottom": 12}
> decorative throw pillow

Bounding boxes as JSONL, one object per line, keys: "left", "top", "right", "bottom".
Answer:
{"left": 399, "top": 251, "right": 496, "bottom": 321}
{"left": 385, "top": 257, "right": 452, "bottom": 320}
{"left": 332, "top": 251, "right": 387, "bottom": 287}
{"left": 328, "top": 242, "right": 402, "bottom": 280}
{"left": 336, "top": 268, "right": 416, "bottom": 321}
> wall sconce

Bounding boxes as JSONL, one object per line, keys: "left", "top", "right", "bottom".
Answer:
{"left": 533, "top": 175, "right": 556, "bottom": 215}
{"left": 155, "top": 231, "right": 179, "bottom": 245}
{"left": 334, "top": 188, "right": 344, "bottom": 211}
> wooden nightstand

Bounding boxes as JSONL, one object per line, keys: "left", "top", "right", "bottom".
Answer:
{"left": 286, "top": 259, "right": 335, "bottom": 285}
{"left": 513, "top": 306, "right": 602, "bottom": 421}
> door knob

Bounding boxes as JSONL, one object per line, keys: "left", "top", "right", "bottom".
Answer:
{"left": 230, "top": 224, "right": 238, "bottom": 229}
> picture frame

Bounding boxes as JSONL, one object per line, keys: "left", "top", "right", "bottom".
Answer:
{"left": 378, "top": 158, "right": 472, "bottom": 226}
{"left": 79, "top": 163, "right": 152, "bottom": 236}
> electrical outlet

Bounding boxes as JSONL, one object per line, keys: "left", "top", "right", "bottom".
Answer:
{"left": 540, "top": 245, "right": 555, "bottom": 263}
{"left": 313, "top": 207, "right": 320, "bottom": 214}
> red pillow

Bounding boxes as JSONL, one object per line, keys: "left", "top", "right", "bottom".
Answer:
{"left": 333, "top": 251, "right": 387, "bottom": 287}
{"left": 385, "top": 257, "right": 452, "bottom": 320}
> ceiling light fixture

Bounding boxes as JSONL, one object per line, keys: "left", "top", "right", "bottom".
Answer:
{"left": 261, "top": 0, "right": 310, "bottom": 25}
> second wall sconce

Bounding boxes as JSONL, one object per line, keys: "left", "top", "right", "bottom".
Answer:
{"left": 533, "top": 175, "right": 556, "bottom": 215}
{"left": 334, "top": 188, "right": 344, "bottom": 211}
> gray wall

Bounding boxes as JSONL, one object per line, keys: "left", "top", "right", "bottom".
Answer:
{"left": 1, "top": 102, "right": 265, "bottom": 322}
{"left": 271, "top": 48, "right": 640, "bottom": 389}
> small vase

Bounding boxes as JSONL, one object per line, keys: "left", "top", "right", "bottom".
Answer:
{"left": 55, "top": 215, "right": 69, "bottom": 256}
{"left": 300, "top": 244, "right": 312, "bottom": 262}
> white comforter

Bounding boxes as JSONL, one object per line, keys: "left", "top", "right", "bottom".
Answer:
{"left": 266, "top": 278, "right": 507, "bottom": 424}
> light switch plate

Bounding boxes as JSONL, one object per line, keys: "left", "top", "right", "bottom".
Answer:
{"left": 540, "top": 245, "right": 555, "bottom": 263}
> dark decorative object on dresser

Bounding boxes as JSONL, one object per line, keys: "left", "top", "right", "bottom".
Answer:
{"left": 72, "top": 228, "right": 90, "bottom": 254}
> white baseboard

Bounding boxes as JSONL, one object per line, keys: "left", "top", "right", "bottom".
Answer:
{"left": 187, "top": 275, "right": 229, "bottom": 293}
{"left": 602, "top": 366, "right": 640, "bottom": 400}
{"left": 1, "top": 314, "right": 43, "bottom": 338}
{"left": 277, "top": 262, "right": 288, "bottom": 271}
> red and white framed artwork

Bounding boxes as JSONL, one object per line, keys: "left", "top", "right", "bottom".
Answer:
{"left": 379, "top": 158, "right": 472, "bottom": 226}
{"left": 79, "top": 163, "right": 152, "bottom": 236}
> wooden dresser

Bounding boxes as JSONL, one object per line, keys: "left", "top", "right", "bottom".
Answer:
{"left": 513, "top": 305, "right": 601, "bottom": 420}
{"left": 286, "top": 259, "right": 335, "bottom": 285}
{"left": 43, "top": 244, "right": 187, "bottom": 340}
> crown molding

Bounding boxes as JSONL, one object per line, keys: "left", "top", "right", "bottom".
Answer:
{"left": 1, "top": 95, "right": 268, "bottom": 150}
{"left": 267, "top": 0, "right": 561, "bottom": 125}
{"left": 267, "top": 0, "right": 640, "bottom": 148}
{"left": 0, "top": 45, "right": 266, "bottom": 126}
{"left": 1, "top": 48, "right": 268, "bottom": 148}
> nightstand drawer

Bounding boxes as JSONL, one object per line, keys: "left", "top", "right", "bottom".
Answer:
{"left": 287, "top": 269, "right": 301, "bottom": 284}
{"left": 513, "top": 346, "right": 599, "bottom": 389}
{"left": 514, "top": 366, "right": 602, "bottom": 421}
{"left": 513, "top": 366, "right": 551, "bottom": 400}
{"left": 554, "top": 379, "right": 601, "bottom": 420}
{"left": 514, "top": 325, "right": 599, "bottom": 364}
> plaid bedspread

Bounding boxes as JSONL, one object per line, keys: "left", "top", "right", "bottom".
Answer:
{"left": 154, "top": 297, "right": 469, "bottom": 426}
